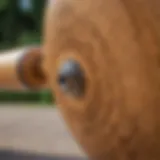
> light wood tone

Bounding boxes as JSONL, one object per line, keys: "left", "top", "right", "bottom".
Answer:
{"left": 0, "top": 47, "right": 46, "bottom": 90}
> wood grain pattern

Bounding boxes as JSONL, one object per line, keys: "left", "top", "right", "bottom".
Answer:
{"left": 43, "top": 0, "right": 160, "bottom": 159}
{"left": 0, "top": 47, "right": 46, "bottom": 90}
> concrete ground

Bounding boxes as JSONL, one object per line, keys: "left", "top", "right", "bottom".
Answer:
{"left": 0, "top": 104, "right": 87, "bottom": 160}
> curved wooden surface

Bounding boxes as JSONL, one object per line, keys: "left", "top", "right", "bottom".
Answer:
{"left": 0, "top": 47, "right": 46, "bottom": 90}
{"left": 43, "top": 0, "right": 160, "bottom": 159}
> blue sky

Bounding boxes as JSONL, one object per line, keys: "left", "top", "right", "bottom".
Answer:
{"left": 19, "top": 0, "right": 32, "bottom": 11}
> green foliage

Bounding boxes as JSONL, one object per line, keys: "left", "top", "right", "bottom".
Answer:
{"left": 0, "top": 0, "right": 9, "bottom": 11}
{"left": 0, "top": 0, "right": 45, "bottom": 48}
{"left": 32, "top": 0, "right": 45, "bottom": 31}
{"left": 40, "top": 90, "right": 54, "bottom": 104}
{"left": 0, "top": 90, "right": 53, "bottom": 104}
{"left": 0, "top": 91, "right": 41, "bottom": 102}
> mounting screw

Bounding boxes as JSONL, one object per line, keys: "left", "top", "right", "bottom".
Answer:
{"left": 57, "top": 59, "right": 85, "bottom": 97}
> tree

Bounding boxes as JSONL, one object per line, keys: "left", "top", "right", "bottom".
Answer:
{"left": 0, "top": 0, "right": 45, "bottom": 48}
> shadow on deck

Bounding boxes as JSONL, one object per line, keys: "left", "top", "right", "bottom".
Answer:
{"left": 0, "top": 150, "right": 87, "bottom": 160}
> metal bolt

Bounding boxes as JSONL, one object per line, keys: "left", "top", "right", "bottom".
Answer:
{"left": 57, "top": 59, "right": 85, "bottom": 97}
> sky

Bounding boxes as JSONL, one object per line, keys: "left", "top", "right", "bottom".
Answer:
{"left": 19, "top": 0, "right": 32, "bottom": 11}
